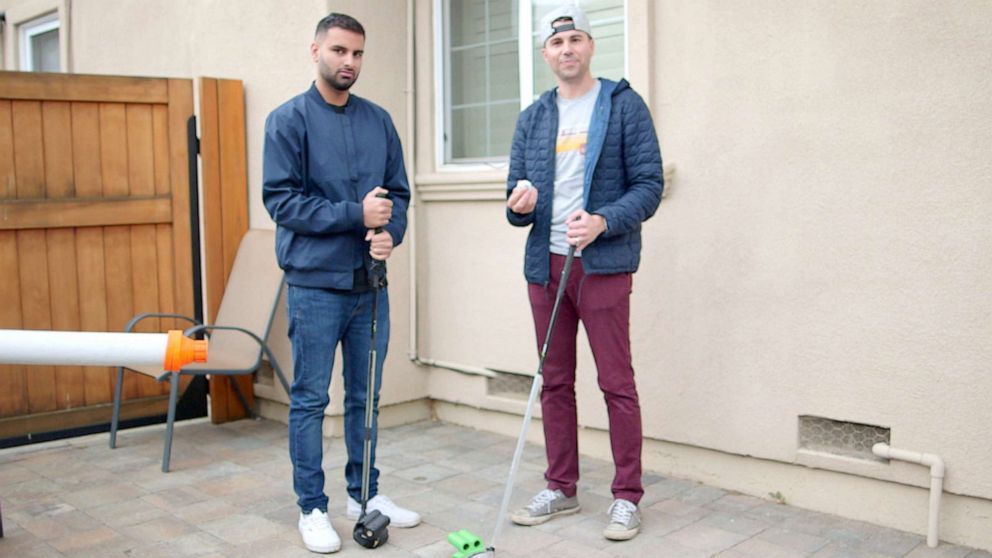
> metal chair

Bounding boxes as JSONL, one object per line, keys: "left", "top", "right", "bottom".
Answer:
{"left": 109, "top": 229, "right": 290, "bottom": 472}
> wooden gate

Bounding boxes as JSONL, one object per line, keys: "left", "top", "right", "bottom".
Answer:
{"left": 0, "top": 72, "right": 195, "bottom": 440}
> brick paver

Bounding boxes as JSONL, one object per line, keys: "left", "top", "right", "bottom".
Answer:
{"left": 0, "top": 418, "right": 985, "bottom": 557}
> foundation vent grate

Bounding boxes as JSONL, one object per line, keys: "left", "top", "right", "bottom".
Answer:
{"left": 799, "top": 415, "right": 890, "bottom": 462}
{"left": 487, "top": 372, "right": 532, "bottom": 398}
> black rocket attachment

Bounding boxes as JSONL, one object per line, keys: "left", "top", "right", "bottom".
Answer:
{"left": 353, "top": 508, "right": 390, "bottom": 549}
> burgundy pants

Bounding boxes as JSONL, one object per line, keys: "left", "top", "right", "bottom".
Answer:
{"left": 528, "top": 253, "right": 644, "bottom": 504}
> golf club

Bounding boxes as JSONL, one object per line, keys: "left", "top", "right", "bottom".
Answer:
{"left": 448, "top": 243, "right": 578, "bottom": 557}
{"left": 353, "top": 201, "right": 391, "bottom": 549}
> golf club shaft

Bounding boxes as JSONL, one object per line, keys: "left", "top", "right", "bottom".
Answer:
{"left": 360, "top": 223, "right": 387, "bottom": 516}
{"left": 489, "top": 245, "right": 576, "bottom": 550}
{"left": 361, "top": 271, "right": 382, "bottom": 516}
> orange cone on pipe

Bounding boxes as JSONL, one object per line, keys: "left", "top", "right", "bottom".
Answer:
{"left": 163, "top": 330, "right": 209, "bottom": 371}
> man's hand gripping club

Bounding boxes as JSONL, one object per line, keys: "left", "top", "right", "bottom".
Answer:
{"left": 364, "top": 187, "right": 393, "bottom": 261}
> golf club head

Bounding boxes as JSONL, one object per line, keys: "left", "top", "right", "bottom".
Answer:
{"left": 353, "top": 509, "right": 390, "bottom": 549}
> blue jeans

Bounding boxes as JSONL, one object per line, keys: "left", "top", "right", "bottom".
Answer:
{"left": 286, "top": 284, "right": 389, "bottom": 513}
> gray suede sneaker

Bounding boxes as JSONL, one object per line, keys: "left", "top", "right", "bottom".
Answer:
{"left": 509, "top": 489, "right": 580, "bottom": 526}
{"left": 603, "top": 499, "right": 640, "bottom": 540}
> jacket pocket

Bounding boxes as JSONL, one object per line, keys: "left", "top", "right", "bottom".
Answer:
{"left": 277, "top": 230, "right": 354, "bottom": 273}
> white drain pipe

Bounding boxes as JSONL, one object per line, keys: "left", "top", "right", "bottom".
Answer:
{"left": 872, "top": 443, "right": 944, "bottom": 548}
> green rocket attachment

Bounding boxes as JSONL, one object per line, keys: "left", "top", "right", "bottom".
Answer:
{"left": 447, "top": 529, "right": 486, "bottom": 558}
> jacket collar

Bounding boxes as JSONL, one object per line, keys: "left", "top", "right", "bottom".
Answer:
{"left": 538, "top": 77, "right": 627, "bottom": 109}
{"left": 307, "top": 82, "right": 353, "bottom": 113}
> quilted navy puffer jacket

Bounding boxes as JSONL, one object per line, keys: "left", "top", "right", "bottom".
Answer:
{"left": 506, "top": 78, "right": 663, "bottom": 285}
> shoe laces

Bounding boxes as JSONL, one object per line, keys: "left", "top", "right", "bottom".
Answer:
{"left": 303, "top": 510, "right": 332, "bottom": 531}
{"left": 608, "top": 499, "right": 636, "bottom": 524}
{"left": 526, "top": 489, "right": 560, "bottom": 512}
{"left": 370, "top": 494, "right": 394, "bottom": 507}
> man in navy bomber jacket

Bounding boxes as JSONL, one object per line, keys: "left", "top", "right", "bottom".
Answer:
{"left": 262, "top": 12, "right": 418, "bottom": 555}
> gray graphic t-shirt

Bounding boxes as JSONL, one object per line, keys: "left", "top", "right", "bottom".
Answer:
{"left": 550, "top": 81, "right": 600, "bottom": 256}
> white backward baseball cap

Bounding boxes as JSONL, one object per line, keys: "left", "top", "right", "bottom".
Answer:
{"left": 538, "top": 4, "right": 593, "bottom": 46}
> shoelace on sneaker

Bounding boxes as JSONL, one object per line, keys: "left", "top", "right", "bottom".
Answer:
{"left": 526, "top": 489, "right": 559, "bottom": 512}
{"left": 607, "top": 500, "right": 635, "bottom": 525}
{"left": 304, "top": 510, "right": 333, "bottom": 531}
{"left": 372, "top": 495, "right": 394, "bottom": 507}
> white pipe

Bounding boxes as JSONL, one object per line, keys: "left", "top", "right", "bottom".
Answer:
{"left": 415, "top": 358, "right": 496, "bottom": 378}
{"left": 872, "top": 442, "right": 944, "bottom": 548}
{"left": 406, "top": 0, "right": 419, "bottom": 365}
{"left": 0, "top": 329, "right": 207, "bottom": 371}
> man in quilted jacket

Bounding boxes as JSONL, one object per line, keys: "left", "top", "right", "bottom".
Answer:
{"left": 505, "top": 4, "right": 663, "bottom": 542}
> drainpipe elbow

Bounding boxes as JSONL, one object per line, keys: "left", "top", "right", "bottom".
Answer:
{"left": 873, "top": 443, "right": 945, "bottom": 479}
{"left": 922, "top": 453, "right": 945, "bottom": 479}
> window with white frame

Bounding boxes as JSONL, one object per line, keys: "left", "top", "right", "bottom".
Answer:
{"left": 438, "top": 0, "right": 626, "bottom": 165}
{"left": 19, "top": 12, "right": 61, "bottom": 72}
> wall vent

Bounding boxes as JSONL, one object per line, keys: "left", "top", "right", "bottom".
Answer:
{"left": 487, "top": 372, "right": 532, "bottom": 398}
{"left": 798, "top": 415, "right": 890, "bottom": 462}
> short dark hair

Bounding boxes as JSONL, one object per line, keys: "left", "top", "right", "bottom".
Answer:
{"left": 315, "top": 12, "right": 365, "bottom": 39}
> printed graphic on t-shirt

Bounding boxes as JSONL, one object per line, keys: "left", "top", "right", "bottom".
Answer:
{"left": 556, "top": 129, "right": 588, "bottom": 155}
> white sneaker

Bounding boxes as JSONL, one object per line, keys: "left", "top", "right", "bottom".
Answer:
{"left": 298, "top": 509, "right": 341, "bottom": 553}
{"left": 347, "top": 495, "right": 421, "bottom": 528}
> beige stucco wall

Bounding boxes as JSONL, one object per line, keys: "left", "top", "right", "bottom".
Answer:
{"left": 3, "top": 0, "right": 990, "bottom": 549}
{"left": 648, "top": 0, "right": 991, "bottom": 490}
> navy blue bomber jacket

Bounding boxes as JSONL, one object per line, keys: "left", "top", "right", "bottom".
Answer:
{"left": 263, "top": 84, "right": 410, "bottom": 290}
{"left": 506, "top": 78, "right": 663, "bottom": 285}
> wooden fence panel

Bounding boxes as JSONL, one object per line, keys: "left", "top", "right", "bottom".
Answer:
{"left": 0, "top": 71, "right": 197, "bottom": 439}
{"left": 0, "top": 100, "right": 27, "bottom": 417}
